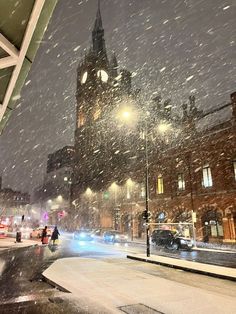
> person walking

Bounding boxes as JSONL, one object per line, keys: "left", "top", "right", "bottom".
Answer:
{"left": 51, "top": 226, "right": 60, "bottom": 245}
{"left": 41, "top": 226, "right": 48, "bottom": 244}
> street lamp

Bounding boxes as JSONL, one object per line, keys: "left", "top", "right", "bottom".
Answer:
{"left": 110, "top": 182, "right": 120, "bottom": 230}
{"left": 118, "top": 104, "right": 173, "bottom": 257}
{"left": 126, "top": 178, "right": 134, "bottom": 240}
{"left": 118, "top": 107, "right": 151, "bottom": 257}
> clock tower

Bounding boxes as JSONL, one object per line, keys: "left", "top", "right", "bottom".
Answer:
{"left": 74, "top": 1, "right": 134, "bottom": 195}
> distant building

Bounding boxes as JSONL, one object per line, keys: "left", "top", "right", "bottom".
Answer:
{"left": 32, "top": 146, "right": 75, "bottom": 225}
{"left": 0, "top": 187, "right": 30, "bottom": 226}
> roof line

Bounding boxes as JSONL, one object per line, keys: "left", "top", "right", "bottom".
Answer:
{"left": 200, "top": 102, "right": 231, "bottom": 119}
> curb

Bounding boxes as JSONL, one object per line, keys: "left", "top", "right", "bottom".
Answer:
{"left": 42, "top": 274, "right": 71, "bottom": 293}
{"left": 0, "top": 243, "right": 38, "bottom": 254}
{"left": 127, "top": 255, "right": 236, "bottom": 282}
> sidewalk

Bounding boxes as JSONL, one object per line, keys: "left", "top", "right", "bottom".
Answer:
{"left": 43, "top": 257, "right": 236, "bottom": 314}
{"left": 0, "top": 237, "right": 39, "bottom": 252}
{"left": 127, "top": 253, "right": 236, "bottom": 281}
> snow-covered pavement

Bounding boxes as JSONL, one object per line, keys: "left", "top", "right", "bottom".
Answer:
{"left": 127, "top": 253, "right": 236, "bottom": 280}
{"left": 0, "top": 237, "right": 39, "bottom": 252}
{"left": 43, "top": 257, "right": 236, "bottom": 314}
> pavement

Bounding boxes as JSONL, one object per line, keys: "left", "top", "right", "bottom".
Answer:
{"left": 0, "top": 237, "right": 39, "bottom": 252}
{"left": 43, "top": 257, "right": 236, "bottom": 314}
{"left": 127, "top": 253, "right": 236, "bottom": 281}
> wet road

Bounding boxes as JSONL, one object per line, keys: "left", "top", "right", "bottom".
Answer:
{"left": 150, "top": 245, "right": 236, "bottom": 268}
{"left": 0, "top": 236, "right": 235, "bottom": 313}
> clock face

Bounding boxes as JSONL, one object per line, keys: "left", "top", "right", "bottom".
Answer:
{"left": 81, "top": 71, "right": 88, "bottom": 84}
{"left": 97, "top": 69, "right": 109, "bottom": 82}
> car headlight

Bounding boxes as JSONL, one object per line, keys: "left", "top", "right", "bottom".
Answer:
{"left": 124, "top": 235, "right": 128, "bottom": 240}
{"left": 180, "top": 239, "right": 187, "bottom": 245}
{"left": 115, "top": 235, "right": 120, "bottom": 239}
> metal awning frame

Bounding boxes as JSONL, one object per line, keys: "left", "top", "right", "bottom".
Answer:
{"left": 0, "top": 0, "right": 46, "bottom": 121}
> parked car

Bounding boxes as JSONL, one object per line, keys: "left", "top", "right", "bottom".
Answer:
{"left": 151, "top": 229, "right": 193, "bottom": 250}
{"left": 103, "top": 230, "right": 128, "bottom": 243}
{"left": 73, "top": 229, "right": 93, "bottom": 241}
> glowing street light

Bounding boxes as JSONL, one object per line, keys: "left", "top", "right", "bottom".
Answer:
{"left": 110, "top": 182, "right": 119, "bottom": 204}
{"left": 118, "top": 107, "right": 151, "bottom": 256}
{"left": 85, "top": 187, "right": 93, "bottom": 197}
{"left": 57, "top": 195, "right": 63, "bottom": 202}
{"left": 157, "top": 122, "right": 171, "bottom": 133}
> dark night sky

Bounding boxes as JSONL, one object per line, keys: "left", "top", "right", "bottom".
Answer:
{"left": 0, "top": 0, "right": 235, "bottom": 193}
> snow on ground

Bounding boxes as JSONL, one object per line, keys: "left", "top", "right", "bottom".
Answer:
{"left": 0, "top": 237, "right": 39, "bottom": 251}
{"left": 43, "top": 257, "right": 236, "bottom": 314}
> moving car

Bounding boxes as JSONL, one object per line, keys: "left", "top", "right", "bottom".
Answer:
{"left": 103, "top": 230, "right": 128, "bottom": 243}
{"left": 151, "top": 229, "right": 193, "bottom": 250}
{"left": 73, "top": 229, "right": 93, "bottom": 241}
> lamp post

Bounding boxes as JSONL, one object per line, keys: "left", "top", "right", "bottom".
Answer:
{"left": 144, "top": 118, "right": 150, "bottom": 257}
{"left": 117, "top": 105, "right": 171, "bottom": 257}
{"left": 118, "top": 107, "right": 150, "bottom": 256}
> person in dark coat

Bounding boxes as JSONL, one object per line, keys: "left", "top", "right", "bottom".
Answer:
{"left": 41, "top": 226, "right": 47, "bottom": 244}
{"left": 51, "top": 226, "right": 60, "bottom": 245}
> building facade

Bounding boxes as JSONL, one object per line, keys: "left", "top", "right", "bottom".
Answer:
{"left": 72, "top": 3, "right": 236, "bottom": 243}
{"left": 32, "top": 146, "right": 75, "bottom": 226}
{"left": 0, "top": 187, "right": 30, "bottom": 227}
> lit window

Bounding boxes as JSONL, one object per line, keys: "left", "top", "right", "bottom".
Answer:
{"left": 157, "top": 175, "right": 164, "bottom": 194}
{"left": 140, "top": 185, "right": 145, "bottom": 198}
{"left": 97, "top": 70, "right": 109, "bottom": 82}
{"left": 78, "top": 110, "right": 85, "bottom": 127}
{"left": 233, "top": 160, "right": 236, "bottom": 181}
{"left": 177, "top": 173, "right": 185, "bottom": 191}
{"left": 202, "top": 164, "right": 213, "bottom": 188}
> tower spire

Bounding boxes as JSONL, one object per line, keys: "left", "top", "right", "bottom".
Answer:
{"left": 93, "top": 0, "right": 103, "bottom": 31}
{"left": 92, "top": 0, "right": 107, "bottom": 60}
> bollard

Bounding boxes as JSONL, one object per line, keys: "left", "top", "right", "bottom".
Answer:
{"left": 16, "top": 231, "right": 22, "bottom": 243}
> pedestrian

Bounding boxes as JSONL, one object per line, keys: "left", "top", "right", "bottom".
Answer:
{"left": 41, "top": 226, "right": 48, "bottom": 244}
{"left": 51, "top": 226, "right": 60, "bottom": 245}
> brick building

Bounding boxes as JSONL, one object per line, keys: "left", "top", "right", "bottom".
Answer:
{"left": 145, "top": 92, "right": 236, "bottom": 243}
